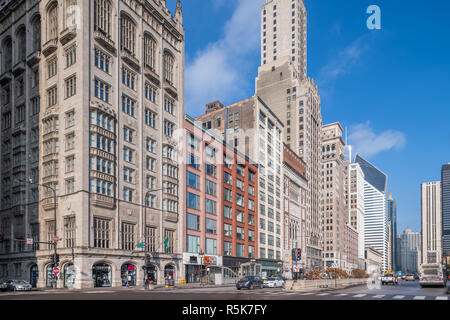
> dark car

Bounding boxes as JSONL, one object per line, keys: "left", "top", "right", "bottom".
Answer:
{"left": 236, "top": 276, "right": 264, "bottom": 290}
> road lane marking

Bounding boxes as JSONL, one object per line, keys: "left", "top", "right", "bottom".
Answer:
{"left": 413, "top": 296, "right": 426, "bottom": 300}
{"left": 393, "top": 295, "right": 405, "bottom": 299}
{"left": 300, "top": 292, "right": 315, "bottom": 295}
{"left": 373, "top": 295, "right": 385, "bottom": 299}
{"left": 353, "top": 294, "right": 366, "bottom": 298}
{"left": 436, "top": 296, "right": 448, "bottom": 300}
{"left": 335, "top": 293, "right": 348, "bottom": 296}
{"left": 317, "top": 293, "right": 330, "bottom": 296}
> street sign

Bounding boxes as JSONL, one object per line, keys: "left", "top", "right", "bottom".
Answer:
{"left": 137, "top": 243, "right": 145, "bottom": 248}
{"left": 26, "top": 238, "right": 33, "bottom": 245}
{"left": 53, "top": 267, "right": 60, "bottom": 275}
{"left": 53, "top": 236, "right": 59, "bottom": 242}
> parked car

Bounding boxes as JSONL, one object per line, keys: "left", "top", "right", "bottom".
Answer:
{"left": 405, "top": 274, "right": 415, "bottom": 281}
{"left": 236, "top": 276, "right": 264, "bottom": 290}
{"left": 263, "top": 277, "right": 285, "bottom": 288}
{"left": 0, "top": 279, "right": 7, "bottom": 292}
{"left": 5, "top": 280, "right": 32, "bottom": 292}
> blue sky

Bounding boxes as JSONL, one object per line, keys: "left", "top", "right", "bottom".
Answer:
{"left": 168, "top": 0, "right": 450, "bottom": 233}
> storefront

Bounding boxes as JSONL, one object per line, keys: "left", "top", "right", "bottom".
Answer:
{"left": 45, "top": 264, "right": 54, "bottom": 288}
{"left": 92, "top": 263, "right": 112, "bottom": 287}
{"left": 64, "top": 263, "right": 76, "bottom": 288}
{"left": 222, "top": 256, "right": 250, "bottom": 277}
{"left": 164, "top": 264, "right": 175, "bottom": 280}
{"left": 30, "top": 264, "right": 38, "bottom": 288}
{"left": 183, "top": 253, "right": 223, "bottom": 284}
{"left": 121, "top": 264, "right": 136, "bottom": 287}
{"left": 145, "top": 264, "right": 158, "bottom": 284}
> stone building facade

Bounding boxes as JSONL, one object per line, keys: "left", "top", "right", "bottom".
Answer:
{"left": 2, "top": 0, "right": 186, "bottom": 289}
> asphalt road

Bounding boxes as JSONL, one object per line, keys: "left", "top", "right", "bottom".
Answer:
{"left": 0, "top": 280, "right": 448, "bottom": 300}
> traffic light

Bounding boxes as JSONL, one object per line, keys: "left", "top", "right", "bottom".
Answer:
{"left": 296, "top": 249, "right": 302, "bottom": 261}
{"left": 55, "top": 254, "right": 60, "bottom": 265}
{"left": 292, "top": 248, "right": 297, "bottom": 262}
{"left": 0, "top": 233, "right": 4, "bottom": 242}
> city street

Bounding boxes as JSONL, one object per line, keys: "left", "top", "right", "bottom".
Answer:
{"left": 0, "top": 280, "right": 448, "bottom": 301}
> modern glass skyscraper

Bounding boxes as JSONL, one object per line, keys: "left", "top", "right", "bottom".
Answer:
{"left": 355, "top": 155, "right": 388, "bottom": 271}
{"left": 387, "top": 194, "right": 397, "bottom": 270}
{"left": 442, "top": 164, "right": 450, "bottom": 257}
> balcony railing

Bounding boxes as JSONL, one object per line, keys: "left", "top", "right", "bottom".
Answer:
{"left": 91, "top": 193, "right": 115, "bottom": 209}
{"left": 42, "top": 38, "right": 58, "bottom": 57}
{"left": 121, "top": 49, "right": 140, "bottom": 71}
{"left": 27, "top": 50, "right": 41, "bottom": 66}
{"left": 94, "top": 30, "right": 116, "bottom": 53}
{"left": 60, "top": 26, "right": 77, "bottom": 45}
{"left": 42, "top": 197, "right": 58, "bottom": 211}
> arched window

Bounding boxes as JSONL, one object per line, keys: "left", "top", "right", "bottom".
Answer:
{"left": 65, "top": 0, "right": 78, "bottom": 28}
{"left": 16, "top": 27, "right": 26, "bottom": 62}
{"left": 2, "top": 37, "right": 12, "bottom": 72}
{"left": 144, "top": 34, "right": 156, "bottom": 71}
{"left": 47, "top": 2, "right": 58, "bottom": 41}
{"left": 94, "top": 0, "right": 112, "bottom": 36}
{"left": 120, "top": 14, "right": 136, "bottom": 55}
{"left": 164, "top": 51, "right": 174, "bottom": 85}
{"left": 31, "top": 16, "right": 41, "bottom": 51}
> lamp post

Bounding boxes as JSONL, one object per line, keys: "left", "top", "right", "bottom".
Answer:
{"left": 19, "top": 178, "right": 58, "bottom": 288}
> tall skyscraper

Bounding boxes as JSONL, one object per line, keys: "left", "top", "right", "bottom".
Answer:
{"left": 355, "top": 155, "right": 388, "bottom": 271}
{"left": 399, "top": 228, "right": 420, "bottom": 274}
{"left": 344, "top": 162, "right": 366, "bottom": 268}
{"left": 387, "top": 193, "right": 397, "bottom": 270}
{"left": 442, "top": 164, "right": 450, "bottom": 257}
{"left": 321, "top": 123, "right": 347, "bottom": 269}
{"left": 421, "top": 181, "right": 442, "bottom": 265}
{"left": 255, "top": 0, "right": 323, "bottom": 270}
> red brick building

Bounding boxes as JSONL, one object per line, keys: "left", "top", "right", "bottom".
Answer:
{"left": 183, "top": 115, "right": 258, "bottom": 283}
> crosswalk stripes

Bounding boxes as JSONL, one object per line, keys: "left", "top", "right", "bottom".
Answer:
{"left": 413, "top": 296, "right": 426, "bottom": 300}
{"left": 373, "top": 295, "right": 385, "bottom": 299}
{"left": 335, "top": 293, "right": 348, "bottom": 296}
{"left": 300, "top": 292, "right": 315, "bottom": 295}
{"left": 393, "top": 295, "right": 405, "bottom": 299}
{"left": 317, "top": 293, "right": 330, "bottom": 296}
{"left": 353, "top": 294, "right": 366, "bottom": 298}
{"left": 435, "top": 296, "right": 448, "bottom": 300}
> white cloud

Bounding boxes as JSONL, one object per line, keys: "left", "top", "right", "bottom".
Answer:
{"left": 349, "top": 122, "right": 406, "bottom": 158}
{"left": 185, "top": 0, "right": 264, "bottom": 115}
{"left": 317, "top": 34, "right": 373, "bottom": 98}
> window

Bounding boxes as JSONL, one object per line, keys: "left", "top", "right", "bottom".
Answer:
{"left": 123, "top": 187, "right": 133, "bottom": 202}
{"left": 122, "top": 67, "right": 136, "bottom": 90}
{"left": 145, "top": 226, "right": 157, "bottom": 252}
{"left": 94, "top": 48, "right": 110, "bottom": 73}
{"left": 236, "top": 227, "right": 245, "bottom": 240}
{"left": 94, "top": 0, "right": 112, "bottom": 36}
{"left": 224, "top": 172, "right": 232, "bottom": 185}
{"left": 205, "top": 163, "right": 217, "bottom": 178}
{"left": 123, "top": 127, "right": 133, "bottom": 143}
{"left": 205, "top": 180, "right": 216, "bottom": 196}
{"left": 187, "top": 134, "right": 200, "bottom": 151}
{"left": 65, "top": 45, "right": 76, "bottom": 67}
{"left": 248, "top": 214, "right": 255, "bottom": 226}
{"left": 14, "top": 105, "right": 25, "bottom": 124}
{"left": 94, "top": 79, "right": 110, "bottom": 103}
{"left": 206, "top": 198, "right": 216, "bottom": 215}
{"left": 66, "top": 156, "right": 75, "bottom": 173}
{"left": 64, "top": 216, "right": 75, "bottom": 248}
{"left": 123, "top": 147, "right": 134, "bottom": 163}
{"left": 121, "top": 222, "right": 135, "bottom": 251}
{"left": 224, "top": 188, "right": 232, "bottom": 202}
{"left": 224, "top": 242, "right": 232, "bottom": 256}
{"left": 224, "top": 206, "right": 232, "bottom": 220}
{"left": 164, "top": 51, "right": 174, "bottom": 85}
{"left": 144, "top": 34, "right": 157, "bottom": 70}
{"left": 236, "top": 179, "right": 244, "bottom": 191}
{"left": 164, "top": 120, "right": 174, "bottom": 137}
{"left": 65, "top": 75, "right": 76, "bottom": 98}
{"left": 186, "top": 171, "right": 200, "bottom": 189}
{"left": 120, "top": 14, "right": 136, "bottom": 55}
{"left": 205, "top": 145, "right": 216, "bottom": 159}
{"left": 123, "top": 167, "right": 134, "bottom": 183}
{"left": 236, "top": 210, "right": 245, "bottom": 223}
{"left": 66, "top": 111, "right": 75, "bottom": 128}
{"left": 187, "top": 235, "right": 200, "bottom": 253}
{"left": 205, "top": 238, "right": 217, "bottom": 255}
{"left": 187, "top": 152, "right": 200, "bottom": 170}
{"left": 236, "top": 243, "right": 245, "bottom": 257}
{"left": 47, "top": 86, "right": 57, "bottom": 107}
{"left": 164, "top": 97, "right": 175, "bottom": 115}
{"left": 145, "top": 83, "right": 157, "bottom": 103}
{"left": 236, "top": 194, "right": 244, "bottom": 208}
{"left": 65, "top": 178, "right": 75, "bottom": 194}
{"left": 187, "top": 213, "right": 200, "bottom": 231}
{"left": 206, "top": 218, "right": 217, "bottom": 235}
{"left": 145, "top": 109, "right": 156, "bottom": 128}
{"left": 224, "top": 223, "right": 232, "bottom": 237}
{"left": 122, "top": 95, "right": 136, "bottom": 117}
{"left": 94, "top": 217, "right": 110, "bottom": 248}
{"left": 47, "top": 2, "right": 58, "bottom": 40}
{"left": 66, "top": 133, "right": 75, "bottom": 150}
{"left": 47, "top": 58, "right": 57, "bottom": 79}
{"left": 187, "top": 192, "right": 200, "bottom": 210}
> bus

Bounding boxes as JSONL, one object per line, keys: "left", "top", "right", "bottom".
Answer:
{"left": 419, "top": 263, "right": 447, "bottom": 288}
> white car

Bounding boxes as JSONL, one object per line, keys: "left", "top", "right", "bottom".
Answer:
{"left": 263, "top": 277, "right": 285, "bottom": 288}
